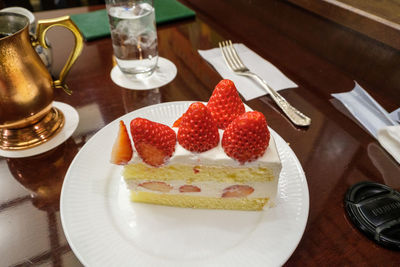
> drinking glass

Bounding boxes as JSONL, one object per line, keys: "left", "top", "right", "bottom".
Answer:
{"left": 106, "top": 0, "right": 158, "bottom": 78}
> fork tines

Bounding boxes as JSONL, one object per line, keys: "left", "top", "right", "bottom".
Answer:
{"left": 219, "top": 40, "right": 248, "bottom": 72}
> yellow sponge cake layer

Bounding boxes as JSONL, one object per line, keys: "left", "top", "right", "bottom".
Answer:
{"left": 123, "top": 163, "right": 277, "bottom": 183}
{"left": 131, "top": 191, "right": 269, "bottom": 211}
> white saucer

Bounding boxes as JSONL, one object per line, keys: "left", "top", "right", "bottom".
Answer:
{"left": 110, "top": 57, "right": 177, "bottom": 90}
{"left": 0, "top": 102, "right": 79, "bottom": 158}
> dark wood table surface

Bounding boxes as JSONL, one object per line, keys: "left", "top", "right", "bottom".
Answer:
{"left": 1, "top": 0, "right": 399, "bottom": 266}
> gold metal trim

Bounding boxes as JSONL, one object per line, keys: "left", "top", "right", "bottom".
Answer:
{"left": 35, "top": 16, "right": 84, "bottom": 95}
{"left": 0, "top": 107, "right": 65, "bottom": 150}
{"left": 0, "top": 104, "right": 53, "bottom": 129}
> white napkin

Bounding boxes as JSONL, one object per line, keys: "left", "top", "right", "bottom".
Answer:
{"left": 198, "top": 43, "right": 297, "bottom": 101}
{"left": 332, "top": 82, "right": 400, "bottom": 164}
{"left": 377, "top": 126, "right": 400, "bottom": 164}
{"left": 331, "top": 82, "right": 397, "bottom": 137}
{"left": 389, "top": 107, "right": 400, "bottom": 123}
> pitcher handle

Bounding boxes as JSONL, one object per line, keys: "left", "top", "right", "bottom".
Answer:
{"left": 35, "top": 16, "right": 83, "bottom": 95}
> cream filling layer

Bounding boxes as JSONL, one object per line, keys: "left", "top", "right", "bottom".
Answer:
{"left": 125, "top": 179, "right": 278, "bottom": 199}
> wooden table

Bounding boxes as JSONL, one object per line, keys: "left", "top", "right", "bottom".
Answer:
{"left": 1, "top": 1, "right": 399, "bottom": 266}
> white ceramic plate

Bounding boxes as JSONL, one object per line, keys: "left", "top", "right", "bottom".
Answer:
{"left": 60, "top": 101, "right": 309, "bottom": 267}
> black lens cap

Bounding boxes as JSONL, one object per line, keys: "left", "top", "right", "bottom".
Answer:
{"left": 345, "top": 181, "right": 400, "bottom": 250}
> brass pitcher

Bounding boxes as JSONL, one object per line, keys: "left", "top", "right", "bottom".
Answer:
{"left": 0, "top": 12, "right": 83, "bottom": 150}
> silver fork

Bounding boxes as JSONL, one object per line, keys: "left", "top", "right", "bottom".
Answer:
{"left": 219, "top": 40, "right": 311, "bottom": 127}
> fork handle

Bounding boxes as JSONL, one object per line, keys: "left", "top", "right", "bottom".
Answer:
{"left": 250, "top": 73, "right": 311, "bottom": 127}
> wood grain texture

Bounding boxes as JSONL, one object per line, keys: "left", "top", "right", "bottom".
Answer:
{"left": 288, "top": 0, "right": 400, "bottom": 50}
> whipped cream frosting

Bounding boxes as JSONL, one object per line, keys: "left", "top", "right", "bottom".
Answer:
{"left": 130, "top": 129, "right": 281, "bottom": 167}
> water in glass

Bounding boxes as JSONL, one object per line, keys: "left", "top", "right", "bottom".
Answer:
{"left": 108, "top": 2, "right": 158, "bottom": 78}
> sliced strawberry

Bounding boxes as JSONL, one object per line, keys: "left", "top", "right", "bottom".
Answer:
{"left": 222, "top": 111, "right": 270, "bottom": 163}
{"left": 177, "top": 102, "right": 219, "bottom": 152}
{"left": 179, "top": 185, "right": 201, "bottom": 193}
{"left": 193, "top": 166, "right": 200, "bottom": 174}
{"left": 207, "top": 79, "right": 245, "bottom": 129}
{"left": 110, "top": 121, "right": 133, "bottom": 165}
{"left": 130, "top": 118, "right": 176, "bottom": 167}
{"left": 221, "top": 185, "right": 254, "bottom": 198}
{"left": 135, "top": 142, "right": 168, "bottom": 167}
{"left": 139, "top": 181, "right": 172, "bottom": 192}
{"left": 172, "top": 116, "right": 182, "bottom": 127}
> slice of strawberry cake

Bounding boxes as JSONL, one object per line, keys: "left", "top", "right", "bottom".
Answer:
{"left": 111, "top": 79, "right": 282, "bottom": 211}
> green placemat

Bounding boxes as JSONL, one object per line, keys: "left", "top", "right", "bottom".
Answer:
{"left": 71, "top": 0, "right": 195, "bottom": 41}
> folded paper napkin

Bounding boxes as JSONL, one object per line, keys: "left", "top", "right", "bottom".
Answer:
{"left": 378, "top": 126, "right": 400, "bottom": 164}
{"left": 332, "top": 82, "right": 400, "bottom": 164}
{"left": 198, "top": 43, "right": 297, "bottom": 101}
{"left": 70, "top": 0, "right": 195, "bottom": 41}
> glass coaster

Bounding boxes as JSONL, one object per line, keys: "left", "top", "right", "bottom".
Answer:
{"left": 344, "top": 181, "right": 400, "bottom": 250}
{"left": 110, "top": 57, "right": 177, "bottom": 90}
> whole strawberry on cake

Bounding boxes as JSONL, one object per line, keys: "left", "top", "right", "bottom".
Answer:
{"left": 111, "top": 79, "right": 282, "bottom": 211}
